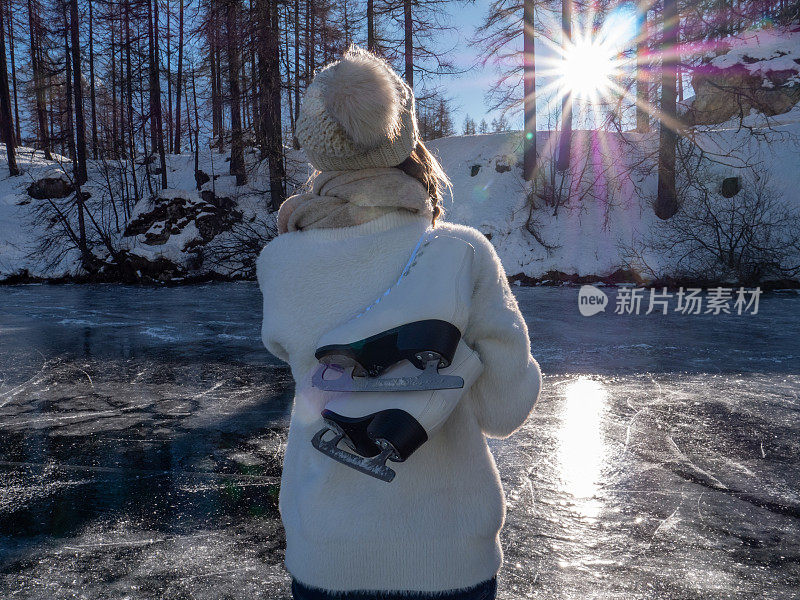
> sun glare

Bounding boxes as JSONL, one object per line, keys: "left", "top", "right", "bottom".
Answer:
{"left": 559, "top": 38, "right": 619, "bottom": 99}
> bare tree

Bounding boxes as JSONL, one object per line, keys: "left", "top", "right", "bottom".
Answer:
{"left": 522, "top": 0, "right": 536, "bottom": 180}
{"left": 225, "top": 0, "right": 246, "bottom": 184}
{"left": 28, "top": 0, "right": 51, "bottom": 158}
{"left": 69, "top": 0, "right": 88, "bottom": 184}
{"left": 635, "top": 2, "right": 649, "bottom": 133}
{"left": 555, "top": 0, "right": 571, "bottom": 173}
{"left": 0, "top": 0, "right": 18, "bottom": 175}
{"left": 147, "top": 0, "right": 167, "bottom": 188}
{"left": 173, "top": 0, "right": 185, "bottom": 153}
{"left": 655, "top": 0, "right": 679, "bottom": 219}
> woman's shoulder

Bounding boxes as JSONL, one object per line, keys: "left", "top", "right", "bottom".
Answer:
{"left": 256, "top": 233, "right": 295, "bottom": 288}
{"left": 434, "top": 221, "right": 498, "bottom": 258}
{"left": 434, "top": 221, "right": 507, "bottom": 281}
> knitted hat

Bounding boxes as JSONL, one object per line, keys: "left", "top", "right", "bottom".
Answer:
{"left": 296, "top": 46, "right": 419, "bottom": 171}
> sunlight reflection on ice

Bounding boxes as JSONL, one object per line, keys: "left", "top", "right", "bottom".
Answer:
{"left": 557, "top": 377, "right": 608, "bottom": 519}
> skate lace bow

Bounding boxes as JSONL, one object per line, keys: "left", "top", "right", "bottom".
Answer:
{"left": 353, "top": 228, "right": 433, "bottom": 320}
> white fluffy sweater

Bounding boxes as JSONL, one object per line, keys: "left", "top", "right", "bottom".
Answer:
{"left": 257, "top": 211, "right": 541, "bottom": 593}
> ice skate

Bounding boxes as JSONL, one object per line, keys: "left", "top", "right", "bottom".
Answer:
{"left": 311, "top": 339, "right": 483, "bottom": 482}
{"left": 311, "top": 233, "right": 476, "bottom": 393}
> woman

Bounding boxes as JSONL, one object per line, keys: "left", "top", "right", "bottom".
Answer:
{"left": 257, "top": 46, "right": 542, "bottom": 600}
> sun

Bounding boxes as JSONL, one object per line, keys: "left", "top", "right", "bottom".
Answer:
{"left": 559, "top": 36, "right": 620, "bottom": 99}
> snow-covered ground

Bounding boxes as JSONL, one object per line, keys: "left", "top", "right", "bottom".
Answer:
{"left": 1, "top": 105, "right": 799, "bottom": 283}
{"left": 710, "top": 25, "right": 800, "bottom": 86}
{"left": 430, "top": 108, "right": 800, "bottom": 281}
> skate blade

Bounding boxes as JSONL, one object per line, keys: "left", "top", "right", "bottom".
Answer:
{"left": 311, "top": 428, "right": 396, "bottom": 483}
{"left": 311, "top": 362, "right": 464, "bottom": 393}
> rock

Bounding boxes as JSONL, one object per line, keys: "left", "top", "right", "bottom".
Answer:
{"left": 684, "top": 31, "right": 800, "bottom": 126}
{"left": 686, "top": 66, "right": 800, "bottom": 125}
{"left": 123, "top": 189, "right": 242, "bottom": 249}
{"left": 115, "top": 252, "right": 185, "bottom": 283}
{"left": 27, "top": 173, "right": 74, "bottom": 199}
{"left": 470, "top": 165, "right": 481, "bottom": 177}
{"left": 195, "top": 170, "right": 211, "bottom": 187}
{"left": 720, "top": 176, "right": 741, "bottom": 198}
{"left": 493, "top": 154, "right": 515, "bottom": 173}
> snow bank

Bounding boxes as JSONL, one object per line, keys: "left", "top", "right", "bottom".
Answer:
{"left": 429, "top": 111, "right": 800, "bottom": 282}
{"left": 711, "top": 26, "right": 800, "bottom": 86}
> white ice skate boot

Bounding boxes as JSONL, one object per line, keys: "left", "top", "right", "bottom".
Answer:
{"left": 311, "top": 339, "right": 483, "bottom": 482}
{"left": 311, "top": 233, "right": 476, "bottom": 393}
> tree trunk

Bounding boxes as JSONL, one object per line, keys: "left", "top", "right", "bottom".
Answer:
{"left": 367, "top": 0, "right": 374, "bottom": 51}
{"left": 655, "top": 0, "right": 679, "bottom": 220}
{"left": 522, "top": 0, "right": 536, "bottom": 181}
{"left": 308, "top": 0, "right": 314, "bottom": 76}
{"left": 147, "top": 0, "right": 167, "bottom": 188}
{"left": 88, "top": 0, "right": 98, "bottom": 158}
{"left": 293, "top": 0, "right": 299, "bottom": 124}
{"left": 0, "top": 0, "right": 18, "bottom": 175}
{"left": 403, "top": 0, "right": 412, "bottom": 87}
{"left": 635, "top": 4, "right": 649, "bottom": 133}
{"left": 225, "top": 0, "right": 246, "bottom": 185}
{"left": 191, "top": 62, "right": 201, "bottom": 190}
{"left": 124, "top": 0, "right": 139, "bottom": 204}
{"left": 216, "top": 43, "right": 224, "bottom": 153}
{"left": 258, "top": 0, "right": 285, "bottom": 210}
{"left": 283, "top": 4, "right": 294, "bottom": 130}
{"left": 165, "top": 0, "right": 173, "bottom": 153}
{"left": 6, "top": 0, "right": 20, "bottom": 145}
{"left": 64, "top": 4, "right": 76, "bottom": 162}
{"left": 173, "top": 0, "right": 184, "bottom": 153}
{"left": 556, "top": 0, "right": 572, "bottom": 173}
{"left": 28, "top": 0, "right": 51, "bottom": 159}
{"left": 70, "top": 0, "right": 88, "bottom": 184}
{"left": 209, "top": 27, "right": 219, "bottom": 144}
{"left": 110, "top": 11, "right": 117, "bottom": 157}
{"left": 250, "top": 0, "right": 261, "bottom": 147}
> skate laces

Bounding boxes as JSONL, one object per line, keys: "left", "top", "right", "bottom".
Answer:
{"left": 353, "top": 228, "right": 433, "bottom": 320}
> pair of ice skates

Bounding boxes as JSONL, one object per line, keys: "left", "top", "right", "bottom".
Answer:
{"left": 310, "top": 231, "right": 483, "bottom": 482}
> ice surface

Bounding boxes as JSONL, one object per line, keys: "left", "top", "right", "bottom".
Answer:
{"left": 1, "top": 283, "right": 799, "bottom": 598}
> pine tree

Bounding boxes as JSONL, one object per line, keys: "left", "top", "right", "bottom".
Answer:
{"left": 491, "top": 114, "right": 509, "bottom": 132}
{"left": 462, "top": 114, "right": 476, "bottom": 135}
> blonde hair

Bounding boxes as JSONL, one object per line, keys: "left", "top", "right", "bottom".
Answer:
{"left": 396, "top": 141, "right": 451, "bottom": 225}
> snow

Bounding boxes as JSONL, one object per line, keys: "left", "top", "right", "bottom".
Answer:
{"left": 710, "top": 26, "right": 800, "bottom": 86}
{"left": 430, "top": 112, "right": 800, "bottom": 281}
{"left": 1, "top": 26, "right": 799, "bottom": 283}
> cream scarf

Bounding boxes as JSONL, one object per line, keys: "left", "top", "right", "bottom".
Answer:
{"left": 277, "top": 168, "right": 433, "bottom": 234}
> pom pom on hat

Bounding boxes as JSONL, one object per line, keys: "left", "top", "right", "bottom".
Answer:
{"left": 316, "top": 46, "right": 402, "bottom": 149}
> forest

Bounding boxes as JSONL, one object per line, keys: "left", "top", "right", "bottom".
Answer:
{"left": 0, "top": 0, "right": 798, "bottom": 283}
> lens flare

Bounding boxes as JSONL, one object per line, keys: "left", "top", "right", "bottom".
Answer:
{"left": 559, "top": 37, "right": 620, "bottom": 99}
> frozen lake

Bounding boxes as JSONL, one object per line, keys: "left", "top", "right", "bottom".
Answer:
{"left": 1, "top": 283, "right": 799, "bottom": 599}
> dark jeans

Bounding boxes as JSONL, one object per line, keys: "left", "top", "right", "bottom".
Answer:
{"left": 291, "top": 578, "right": 497, "bottom": 600}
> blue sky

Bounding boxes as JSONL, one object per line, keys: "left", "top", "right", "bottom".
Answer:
{"left": 436, "top": 1, "right": 500, "bottom": 129}
{"left": 435, "top": 1, "right": 643, "bottom": 133}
